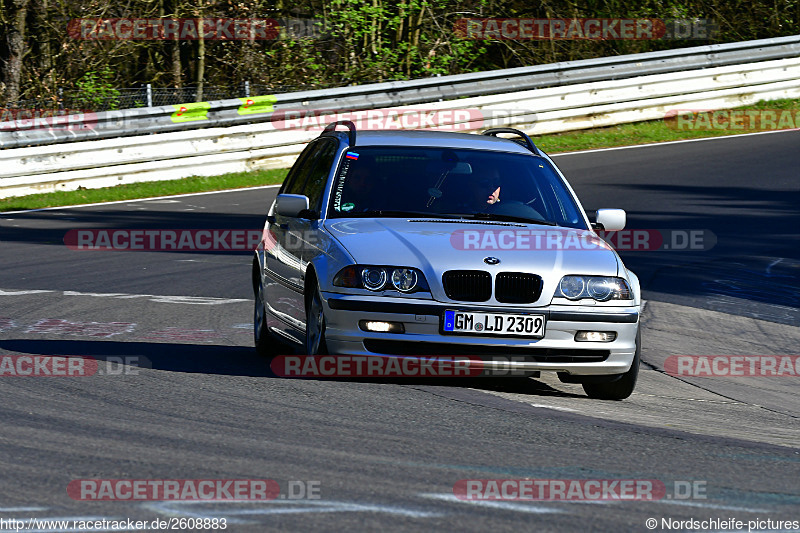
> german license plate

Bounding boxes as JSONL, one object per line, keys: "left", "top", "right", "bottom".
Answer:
{"left": 442, "top": 310, "right": 545, "bottom": 338}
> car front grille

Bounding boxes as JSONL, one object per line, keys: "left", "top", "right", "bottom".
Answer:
{"left": 442, "top": 270, "right": 492, "bottom": 302}
{"left": 495, "top": 272, "right": 543, "bottom": 304}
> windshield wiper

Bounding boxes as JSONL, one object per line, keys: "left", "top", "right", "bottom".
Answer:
{"left": 345, "top": 210, "right": 459, "bottom": 218}
{"left": 458, "top": 212, "right": 560, "bottom": 226}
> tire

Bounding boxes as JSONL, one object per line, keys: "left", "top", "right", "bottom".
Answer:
{"left": 254, "top": 280, "right": 275, "bottom": 358}
{"left": 305, "top": 283, "right": 328, "bottom": 355}
{"left": 582, "top": 328, "right": 640, "bottom": 400}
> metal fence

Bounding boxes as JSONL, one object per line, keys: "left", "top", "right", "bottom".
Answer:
{"left": 7, "top": 33, "right": 797, "bottom": 115}
{"left": 5, "top": 82, "right": 340, "bottom": 113}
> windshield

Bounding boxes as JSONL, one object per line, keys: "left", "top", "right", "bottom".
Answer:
{"left": 327, "top": 146, "right": 587, "bottom": 229}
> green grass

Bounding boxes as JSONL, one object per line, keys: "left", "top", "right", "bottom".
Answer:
{"left": 533, "top": 97, "right": 800, "bottom": 153}
{"left": 0, "top": 168, "right": 288, "bottom": 212}
{"left": 2, "top": 98, "right": 798, "bottom": 212}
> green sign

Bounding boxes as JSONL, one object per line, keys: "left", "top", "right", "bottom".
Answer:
{"left": 171, "top": 102, "right": 211, "bottom": 123}
{"left": 237, "top": 94, "right": 277, "bottom": 116}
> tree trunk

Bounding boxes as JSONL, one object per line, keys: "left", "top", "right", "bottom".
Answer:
{"left": 1, "top": 0, "right": 31, "bottom": 105}
{"left": 172, "top": 40, "right": 182, "bottom": 88}
{"left": 195, "top": 18, "right": 205, "bottom": 101}
{"left": 30, "top": 0, "right": 50, "bottom": 86}
{"left": 163, "top": 0, "right": 182, "bottom": 87}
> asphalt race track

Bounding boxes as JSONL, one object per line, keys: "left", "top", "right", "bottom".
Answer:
{"left": 0, "top": 130, "right": 798, "bottom": 532}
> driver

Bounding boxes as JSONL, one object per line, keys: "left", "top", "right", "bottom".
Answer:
{"left": 467, "top": 167, "right": 502, "bottom": 209}
{"left": 429, "top": 163, "right": 502, "bottom": 213}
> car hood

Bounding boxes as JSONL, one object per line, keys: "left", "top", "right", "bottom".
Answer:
{"left": 325, "top": 218, "right": 621, "bottom": 304}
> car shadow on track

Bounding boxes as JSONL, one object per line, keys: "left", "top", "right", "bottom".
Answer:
{"left": 0, "top": 339, "right": 272, "bottom": 377}
{"left": 458, "top": 375, "right": 586, "bottom": 398}
{"left": 0, "top": 338, "right": 586, "bottom": 398}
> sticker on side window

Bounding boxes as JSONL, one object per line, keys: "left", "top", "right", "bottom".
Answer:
{"left": 333, "top": 157, "right": 352, "bottom": 212}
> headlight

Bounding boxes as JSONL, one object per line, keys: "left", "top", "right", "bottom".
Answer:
{"left": 362, "top": 267, "right": 387, "bottom": 291}
{"left": 333, "top": 265, "right": 429, "bottom": 294}
{"left": 559, "top": 276, "right": 585, "bottom": 299}
{"left": 557, "top": 276, "right": 632, "bottom": 301}
{"left": 586, "top": 278, "right": 613, "bottom": 301}
{"left": 391, "top": 268, "right": 418, "bottom": 292}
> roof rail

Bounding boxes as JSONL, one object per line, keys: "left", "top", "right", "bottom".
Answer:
{"left": 481, "top": 128, "right": 540, "bottom": 155}
{"left": 322, "top": 120, "right": 357, "bottom": 147}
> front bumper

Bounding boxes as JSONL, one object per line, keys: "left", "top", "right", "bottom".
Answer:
{"left": 322, "top": 292, "right": 639, "bottom": 376}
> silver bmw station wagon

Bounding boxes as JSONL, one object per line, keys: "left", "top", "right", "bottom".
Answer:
{"left": 253, "top": 121, "right": 641, "bottom": 400}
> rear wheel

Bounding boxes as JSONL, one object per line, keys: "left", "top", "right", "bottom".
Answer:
{"left": 582, "top": 328, "right": 640, "bottom": 400}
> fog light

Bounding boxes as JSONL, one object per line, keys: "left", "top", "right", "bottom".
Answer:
{"left": 359, "top": 320, "right": 405, "bottom": 334}
{"left": 575, "top": 331, "right": 616, "bottom": 342}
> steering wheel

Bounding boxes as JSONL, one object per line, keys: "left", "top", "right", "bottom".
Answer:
{"left": 489, "top": 200, "right": 547, "bottom": 222}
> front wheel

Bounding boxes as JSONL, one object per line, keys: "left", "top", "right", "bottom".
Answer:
{"left": 305, "top": 284, "right": 328, "bottom": 355}
{"left": 254, "top": 280, "right": 275, "bottom": 358}
{"left": 582, "top": 328, "right": 640, "bottom": 400}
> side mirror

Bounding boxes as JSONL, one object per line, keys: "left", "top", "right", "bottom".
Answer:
{"left": 595, "top": 209, "right": 626, "bottom": 231}
{"left": 275, "top": 194, "right": 310, "bottom": 218}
